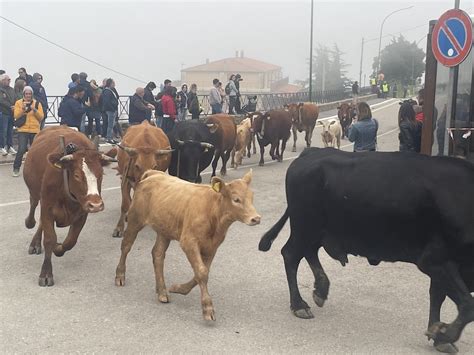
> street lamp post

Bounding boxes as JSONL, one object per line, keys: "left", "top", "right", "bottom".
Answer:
{"left": 411, "top": 36, "right": 426, "bottom": 94}
{"left": 376, "top": 6, "right": 414, "bottom": 79}
{"left": 308, "top": 0, "right": 314, "bottom": 102}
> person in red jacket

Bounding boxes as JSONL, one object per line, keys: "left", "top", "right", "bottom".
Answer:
{"left": 161, "top": 85, "right": 177, "bottom": 133}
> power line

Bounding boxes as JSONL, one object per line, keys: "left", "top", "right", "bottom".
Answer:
{"left": 0, "top": 15, "right": 147, "bottom": 84}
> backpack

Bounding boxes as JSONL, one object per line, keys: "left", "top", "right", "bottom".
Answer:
{"left": 225, "top": 82, "right": 231, "bottom": 95}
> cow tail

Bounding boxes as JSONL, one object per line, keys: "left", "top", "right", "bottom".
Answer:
{"left": 258, "top": 208, "right": 289, "bottom": 251}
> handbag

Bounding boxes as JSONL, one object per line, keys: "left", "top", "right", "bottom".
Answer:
{"left": 14, "top": 100, "right": 40, "bottom": 128}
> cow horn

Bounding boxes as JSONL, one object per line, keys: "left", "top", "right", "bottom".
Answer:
{"left": 176, "top": 139, "right": 185, "bottom": 146}
{"left": 200, "top": 142, "right": 214, "bottom": 149}
{"left": 117, "top": 144, "right": 137, "bottom": 155}
{"left": 155, "top": 149, "right": 174, "bottom": 155}
{"left": 101, "top": 154, "right": 118, "bottom": 162}
{"left": 59, "top": 154, "right": 74, "bottom": 162}
{"left": 206, "top": 124, "right": 214, "bottom": 128}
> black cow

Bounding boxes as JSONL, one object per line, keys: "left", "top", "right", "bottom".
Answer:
{"left": 259, "top": 148, "right": 474, "bottom": 353}
{"left": 167, "top": 120, "right": 216, "bottom": 183}
{"left": 252, "top": 110, "right": 292, "bottom": 166}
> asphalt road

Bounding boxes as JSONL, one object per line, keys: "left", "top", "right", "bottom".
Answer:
{"left": 1, "top": 98, "right": 472, "bottom": 353}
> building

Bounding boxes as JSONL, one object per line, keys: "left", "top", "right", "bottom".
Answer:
{"left": 180, "top": 51, "right": 283, "bottom": 93}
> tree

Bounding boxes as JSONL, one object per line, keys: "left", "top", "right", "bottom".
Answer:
{"left": 373, "top": 35, "right": 425, "bottom": 84}
{"left": 301, "top": 43, "right": 349, "bottom": 91}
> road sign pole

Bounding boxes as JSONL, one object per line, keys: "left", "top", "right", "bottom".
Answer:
{"left": 446, "top": 0, "right": 460, "bottom": 155}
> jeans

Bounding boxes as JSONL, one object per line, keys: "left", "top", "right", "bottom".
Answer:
{"left": 229, "top": 96, "right": 237, "bottom": 114}
{"left": 2, "top": 113, "right": 13, "bottom": 149}
{"left": 106, "top": 111, "right": 117, "bottom": 139}
{"left": 86, "top": 111, "right": 102, "bottom": 136}
{"left": 211, "top": 103, "right": 222, "bottom": 114}
{"left": 14, "top": 132, "right": 35, "bottom": 170}
{"left": 0, "top": 112, "right": 3, "bottom": 147}
{"left": 178, "top": 108, "right": 188, "bottom": 121}
{"left": 161, "top": 117, "right": 175, "bottom": 134}
{"left": 156, "top": 116, "right": 163, "bottom": 128}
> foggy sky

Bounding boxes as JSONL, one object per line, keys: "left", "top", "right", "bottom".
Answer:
{"left": 1, "top": 0, "right": 471, "bottom": 94}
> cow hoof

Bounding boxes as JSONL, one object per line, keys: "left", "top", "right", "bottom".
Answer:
{"left": 203, "top": 309, "right": 216, "bottom": 321}
{"left": 28, "top": 244, "right": 42, "bottom": 255}
{"left": 312, "top": 292, "right": 326, "bottom": 308}
{"left": 115, "top": 275, "right": 125, "bottom": 286}
{"left": 277, "top": 157, "right": 283, "bottom": 162}
{"left": 220, "top": 170, "right": 226, "bottom": 176}
{"left": 426, "top": 322, "right": 456, "bottom": 346}
{"left": 38, "top": 275, "right": 54, "bottom": 287}
{"left": 112, "top": 229, "right": 123, "bottom": 238}
{"left": 158, "top": 293, "right": 170, "bottom": 303}
{"left": 196, "top": 176, "right": 202, "bottom": 184}
{"left": 292, "top": 147, "right": 296, "bottom": 152}
{"left": 434, "top": 342, "right": 458, "bottom": 354}
{"left": 53, "top": 244, "right": 65, "bottom": 257}
{"left": 292, "top": 308, "right": 314, "bottom": 319}
{"left": 25, "top": 217, "right": 36, "bottom": 229}
{"left": 247, "top": 153, "right": 251, "bottom": 158}
{"left": 259, "top": 162, "right": 264, "bottom": 167}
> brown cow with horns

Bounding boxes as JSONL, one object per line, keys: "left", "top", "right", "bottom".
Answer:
{"left": 285, "top": 102, "right": 319, "bottom": 152}
{"left": 112, "top": 120, "right": 173, "bottom": 238}
{"left": 23, "top": 126, "right": 116, "bottom": 286}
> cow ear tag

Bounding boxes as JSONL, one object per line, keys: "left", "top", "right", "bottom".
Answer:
{"left": 53, "top": 162, "right": 62, "bottom": 169}
{"left": 212, "top": 181, "right": 221, "bottom": 192}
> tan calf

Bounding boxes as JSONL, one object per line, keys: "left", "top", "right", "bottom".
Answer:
{"left": 231, "top": 117, "right": 252, "bottom": 169}
{"left": 318, "top": 119, "right": 342, "bottom": 149}
{"left": 115, "top": 170, "right": 261, "bottom": 321}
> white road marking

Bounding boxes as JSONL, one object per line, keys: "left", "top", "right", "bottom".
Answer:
{"left": 0, "top": 100, "right": 401, "bottom": 208}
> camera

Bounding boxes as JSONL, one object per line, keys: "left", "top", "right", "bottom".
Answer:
{"left": 25, "top": 102, "right": 32, "bottom": 112}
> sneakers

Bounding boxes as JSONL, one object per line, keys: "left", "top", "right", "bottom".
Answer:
{"left": 106, "top": 139, "right": 117, "bottom": 145}
{"left": 12, "top": 169, "right": 20, "bottom": 177}
{"left": 8, "top": 147, "right": 17, "bottom": 155}
{"left": 1, "top": 147, "right": 7, "bottom": 156}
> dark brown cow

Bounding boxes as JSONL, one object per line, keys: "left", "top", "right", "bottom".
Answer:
{"left": 337, "top": 102, "right": 354, "bottom": 139}
{"left": 285, "top": 102, "right": 319, "bottom": 152}
{"left": 112, "top": 120, "right": 173, "bottom": 238}
{"left": 23, "top": 126, "right": 116, "bottom": 286}
{"left": 252, "top": 110, "right": 292, "bottom": 166}
{"left": 205, "top": 114, "right": 237, "bottom": 177}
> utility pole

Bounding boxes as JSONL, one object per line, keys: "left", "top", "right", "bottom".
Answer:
{"left": 308, "top": 0, "right": 314, "bottom": 102}
{"left": 322, "top": 58, "right": 326, "bottom": 92}
{"left": 359, "top": 37, "right": 364, "bottom": 86}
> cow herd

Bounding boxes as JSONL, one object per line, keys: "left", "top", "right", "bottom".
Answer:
{"left": 19, "top": 103, "right": 474, "bottom": 353}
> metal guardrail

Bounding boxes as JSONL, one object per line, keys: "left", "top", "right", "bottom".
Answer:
{"left": 43, "top": 88, "right": 367, "bottom": 125}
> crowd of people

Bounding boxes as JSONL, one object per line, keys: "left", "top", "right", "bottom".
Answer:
{"left": 0, "top": 65, "right": 426, "bottom": 178}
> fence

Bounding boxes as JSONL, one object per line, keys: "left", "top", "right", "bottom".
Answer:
{"left": 43, "top": 88, "right": 365, "bottom": 125}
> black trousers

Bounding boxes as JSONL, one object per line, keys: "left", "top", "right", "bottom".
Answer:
{"left": 14, "top": 132, "right": 35, "bottom": 170}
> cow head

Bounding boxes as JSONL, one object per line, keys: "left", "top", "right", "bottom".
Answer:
{"left": 318, "top": 119, "right": 337, "bottom": 143}
{"left": 211, "top": 169, "right": 261, "bottom": 226}
{"left": 251, "top": 112, "right": 268, "bottom": 140}
{"left": 174, "top": 139, "right": 215, "bottom": 183}
{"left": 117, "top": 145, "right": 173, "bottom": 186}
{"left": 48, "top": 149, "right": 116, "bottom": 213}
{"left": 285, "top": 103, "right": 304, "bottom": 126}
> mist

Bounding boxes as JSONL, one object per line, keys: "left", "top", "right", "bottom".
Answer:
{"left": 1, "top": 0, "right": 470, "bottom": 95}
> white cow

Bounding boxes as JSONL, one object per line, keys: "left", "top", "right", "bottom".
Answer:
{"left": 318, "top": 119, "right": 341, "bottom": 149}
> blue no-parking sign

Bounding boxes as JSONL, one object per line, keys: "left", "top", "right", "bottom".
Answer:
{"left": 432, "top": 9, "right": 472, "bottom": 67}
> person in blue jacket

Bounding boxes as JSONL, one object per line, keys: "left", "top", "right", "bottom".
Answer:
{"left": 58, "top": 86, "right": 86, "bottom": 131}
{"left": 348, "top": 101, "right": 379, "bottom": 152}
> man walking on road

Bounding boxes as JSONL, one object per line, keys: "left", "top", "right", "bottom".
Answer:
{"left": 209, "top": 79, "right": 222, "bottom": 114}
{"left": 352, "top": 81, "right": 359, "bottom": 105}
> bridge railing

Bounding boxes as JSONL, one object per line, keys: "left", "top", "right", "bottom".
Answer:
{"left": 43, "top": 88, "right": 362, "bottom": 125}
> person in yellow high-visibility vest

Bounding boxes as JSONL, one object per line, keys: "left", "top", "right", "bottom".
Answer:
{"left": 370, "top": 77, "right": 377, "bottom": 94}
{"left": 381, "top": 81, "right": 390, "bottom": 99}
